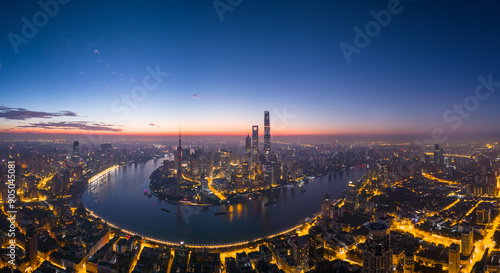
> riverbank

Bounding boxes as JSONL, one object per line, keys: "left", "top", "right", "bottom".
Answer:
{"left": 86, "top": 205, "right": 318, "bottom": 249}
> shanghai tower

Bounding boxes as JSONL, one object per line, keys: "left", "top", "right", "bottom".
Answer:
{"left": 264, "top": 111, "right": 271, "bottom": 160}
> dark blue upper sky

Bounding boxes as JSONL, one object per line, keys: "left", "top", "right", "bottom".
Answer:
{"left": 1, "top": 0, "right": 499, "bottom": 136}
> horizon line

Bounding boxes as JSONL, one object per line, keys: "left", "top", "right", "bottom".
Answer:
{"left": 1, "top": 131, "right": 499, "bottom": 138}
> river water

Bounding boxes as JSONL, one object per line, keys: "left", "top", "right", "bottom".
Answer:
{"left": 81, "top": 159, "right": 365, "bottom": 245}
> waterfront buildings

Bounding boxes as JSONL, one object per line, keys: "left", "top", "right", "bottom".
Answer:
{"left": 320, "top": 193, "right": 331, "bottom": 228}
{"left": 289, "top": 235, "right": 309, "bottom": 271}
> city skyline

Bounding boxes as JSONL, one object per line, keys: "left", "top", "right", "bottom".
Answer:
{"left": 2, "top": 2, "right": 500, "bottom": 272}
{"left": 1, "top": 1, "right": 500, "bottom": 138}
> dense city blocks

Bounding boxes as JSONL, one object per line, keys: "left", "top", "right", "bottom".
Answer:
{"left": 0, "top": 136, "right": 499, "bottom": 272}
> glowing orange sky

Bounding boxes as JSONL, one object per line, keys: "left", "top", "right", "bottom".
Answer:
{"left": 1, "top": 127, "right": 436, "bottom": 137}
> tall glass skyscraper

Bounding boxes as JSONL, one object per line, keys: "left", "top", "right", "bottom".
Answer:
{"left": 245, "top": 134, "right": 251, "bottom": 161}
{"left": 177, "top": 128, "right": 183, "bottom": 181}
{"left": 252, "top": 125, "right": 258, "bottom": 164}
{"left": 264, "top": 111, "right": 271, "bottom": 161}
{"left": 72, "top": 141, "right": 79, "bottom": 164}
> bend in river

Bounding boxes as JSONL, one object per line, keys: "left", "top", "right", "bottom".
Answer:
{"left": 81, "top": 159, "right": 365, "bottom": 245}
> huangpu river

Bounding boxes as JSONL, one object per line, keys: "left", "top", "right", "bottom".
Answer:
{"left": 81, "top": 159, "right": 365, "bottom": 245}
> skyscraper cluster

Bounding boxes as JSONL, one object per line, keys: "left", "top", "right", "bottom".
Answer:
{"left": 246, "top": 111, "right": 274, "bottom": 185}
{"left": 249, "top": 111, "right": 272, "bottom": 163}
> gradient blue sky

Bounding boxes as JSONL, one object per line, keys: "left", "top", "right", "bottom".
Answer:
{"left": 1, "top": 1, "right": 500, "bottom": 136}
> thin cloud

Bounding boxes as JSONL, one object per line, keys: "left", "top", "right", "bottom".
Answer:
{"left": 59, "top": 111, "right": 77, "bottom": 117}
{"left": 0, "top": 106, "right": 77, "bottom": 120}
{"left": 93, "top": 49, "right": 100, "bottom": 54}
{"left": 17, "top": 121, "right": 122, "bottom": 132}
{"left": 192, "top": 94, "right": 201, "bottom": 99}
{"left": 149, "top": 123, "right": 159, "bottom": 127}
